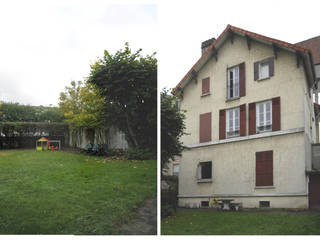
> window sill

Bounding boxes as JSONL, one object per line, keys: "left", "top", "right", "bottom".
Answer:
{"left": 257, "top": 76, "right": 271, "bottom": 81}
{"left": 255, "top": 186, "right": 275, "bottom": 189}
{"left": 201, "top": 92, "right": 211, "bottom": 97}
{"left": 226, "top": 134, "right": 240, "bottom": 139}
{"left": 256, "top": 129, "right": 272, "bottom": 134}
{"left": 197, "top": 179, "right": 212, "bottom": 183}
{"left": 226, "top": 97, "right": 240, "bottom": 102}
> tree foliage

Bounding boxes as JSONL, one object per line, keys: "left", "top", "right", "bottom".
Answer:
{"left": 58, "top": 80, "right": 105, "bottom": 130}
{"left": 0, "top": 102, "right": 64, "bottom": 122}
{"left": 161, "top": 89, "right": 186, "bottom": 172}
{"left": 89, "top": 43, "right": 157, "bottom": 153}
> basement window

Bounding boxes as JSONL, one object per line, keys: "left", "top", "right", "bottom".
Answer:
{"left": 201, "top": 201, "right": 209, "bottom": 208}
{"left": 259, "top": 201, "right": 270, "bottom": 208}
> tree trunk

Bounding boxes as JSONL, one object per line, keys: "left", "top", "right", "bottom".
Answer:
{"left": 124, "top": 111, "right": 139, "bottom": 148}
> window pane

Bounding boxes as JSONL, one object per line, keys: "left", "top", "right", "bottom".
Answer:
{"left": 234, "top": 67, "right": 239, "bottom": 97}
{"left": 229, "top": 110, "right": 233, "bottom": 131}
{"left": 235, "top": 109, "right": 239, "bottom": 130}
{"left": 201, "top": 162, "right": 212, "bottom": 179}
{"left": 229, "top": 70, "right": 233, "bottom": 98}
{"left": 260, "top": 62, "right": 269, "bottom": 79}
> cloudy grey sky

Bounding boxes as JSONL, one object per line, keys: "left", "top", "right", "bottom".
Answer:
{"left": 0, "top": 0, "right": 157, "bottom": 106}
{"left": 159, "top": 0, "right": 320, "bottom": 91}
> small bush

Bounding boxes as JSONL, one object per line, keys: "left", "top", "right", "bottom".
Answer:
{"left": 161, "top": 188, "right": 178, "bottom": 218}
{"left": 125, "top": 148, "right": 154, "bottom": 160}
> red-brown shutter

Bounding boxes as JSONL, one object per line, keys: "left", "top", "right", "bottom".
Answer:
{"left": 272, "top": 97, "right": 280, "bottom": 131}
{"left": 239, "top": 62, "right": 246, "bottom": 97}
{"left": 219, "top": 109, "right": 226, "bottom": 140}
{"left": 240, "top": 104, "right": 246, "bottom": 136}
{"left": 248, "top": 102, "right": 256, "bottom": 135}
{"left": 254, "top": 61, "right": 259, "bottom": 80}
{"left": 200, "top": 112, "right": 211, "bottom": 143}
{"left": 269, "top": 57, "right": 274, "bottom": 77}
{"left": 202, "top": 77, "right": 210, "bottom": 95}
{"left": 256, "top": 150, "right": 273, "bottom": 186}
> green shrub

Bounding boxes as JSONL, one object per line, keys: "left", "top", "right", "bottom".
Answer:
{"left": 125, "top": 148, "right": 154, "bottom": 160}
{"left": 161, "top": 188, "right": 178, "bottom": 218}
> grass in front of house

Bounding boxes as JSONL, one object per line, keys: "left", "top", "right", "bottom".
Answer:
{"left": 161, "top": 209, "right": 320, "bottom": 235}
{"left": 0, "top": 150, "right": 156, "bottom": 234}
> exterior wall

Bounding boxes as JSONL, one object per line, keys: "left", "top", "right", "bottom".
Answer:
{"left": 178, "top": 132, "right": 308, "bottom": 208}
{"left": 180, "top": 35, "right": 307, "bottom": 146}
{"left": 178, "top": 34, "right": 314, "bottom": 208}
{"left": 163, "top": 157, "right": 181, "bottom": 176}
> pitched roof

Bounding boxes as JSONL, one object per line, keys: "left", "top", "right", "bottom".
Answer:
{"left": 296, "top": 36, "right": 320, "bottom": 65}
{"left": 174, "top": 25, "right": 315, "bottom": 94}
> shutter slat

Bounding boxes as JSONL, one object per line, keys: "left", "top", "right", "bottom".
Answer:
{"left": 200, "top": 112, "right": 212, "bottom": 143}
{"left": 202, "top": 77, "right": 210, "bottom": 95}
{"left": 254, "top": 61, "right": 259, "bottom": 80}
{"left": 240, "top": 104, "right": 246, "bottom": 136}
{"left": 219, "top": 109, "right": 226, "bottom": 140}
{"left": 269, "top": 57, "right": 274, "bottom": 77}
{"left": 256, "top": 150, "right": 273, "bottom": 186}
{"left": 239, "top": 62, "right": 246, "bottom": 97}
{"left": 272, "top": 97, "right": 280, "bottom": 131}
{"left": 249, "top": 102, "right": 256, "bottom": 135}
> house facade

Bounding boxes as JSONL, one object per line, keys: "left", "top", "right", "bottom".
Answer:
{"left": 174, "top": 25, "right": 319, "bottom": 209}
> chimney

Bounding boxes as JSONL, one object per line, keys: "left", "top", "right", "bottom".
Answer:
{"left": 201, "top": 38, "right": 215, "bottom": 55}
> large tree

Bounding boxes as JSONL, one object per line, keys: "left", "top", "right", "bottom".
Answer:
{"left": 161, "top": 89, "right": 186, "bottom": 172}
{"left": 89, "top": 43, "right": 157, "bottom": 153}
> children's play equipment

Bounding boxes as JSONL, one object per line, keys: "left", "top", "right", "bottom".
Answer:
{"left": 36, "top": 137, "right": 61, "bottom": 151}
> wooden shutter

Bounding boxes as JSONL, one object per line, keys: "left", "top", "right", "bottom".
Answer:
{"left": 269, "top": 57, "right": 274, "bottom": 77}
{"left": 202, "top": 77, "right": 210, "bottom": 95}
{"left": 240, "top": 104, "right": 246, "bottom": 136}
{"left": 254, "top": 61, "right": 259, "bottom": 80}
{"left": 239, "top": 62, "right": 246, "bottom": 97}
{"left": 248, "top": 102, "right": 256, "bottom": 135}
{"left": 272, "top": 97, "right": 280, "bottom": 131}
{"left": 256, "top": 150, "right": 273, "bottom": 186}
{"left": 200, "top": 112, "right": 211, "bottom": 143}
{"left": 219, "top": 109, "right": 226, "bottom": 140}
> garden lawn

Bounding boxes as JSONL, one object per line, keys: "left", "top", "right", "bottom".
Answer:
{"left": 0, "top": 150, "right": 156, "bottom": 234}
{"left": 161, "top": 209, "right": 320, "bottom": 235}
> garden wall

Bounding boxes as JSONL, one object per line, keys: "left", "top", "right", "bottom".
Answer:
{"left": 0, "top": 122, "right": 69, "bottom": 149}
{"left": 69, "top": 126, "right": 129, "bottom": 150}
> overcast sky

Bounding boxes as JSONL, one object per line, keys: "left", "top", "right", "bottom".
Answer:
{"left": 1, "top": 0, "right": 320, "bottom": 106}
{"left": 158, "top": 0, "right": 320, "bottom": 91}
{"left": 0, "top": 0, "right": 157, "bottom": 106}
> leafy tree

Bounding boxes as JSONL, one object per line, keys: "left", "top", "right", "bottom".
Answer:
{"left": 58, "top": 80, "right": 105, "bottom": 130}
{"left": 0, "top": 103, "right": 64, "bottom": 122}
{"left": 161, "top": 88, "right": 186, "bottom": 172}
{"left": 89, "top": 43, "right": 157, "bottom": 153}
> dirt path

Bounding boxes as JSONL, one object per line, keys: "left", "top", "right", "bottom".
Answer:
{"left": 120, "top": 198, "right": 157, "bottom": 235}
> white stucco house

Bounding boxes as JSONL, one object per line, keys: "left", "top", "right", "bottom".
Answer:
{"left": 173, "top": 25, "right": 320, "bottom": 209}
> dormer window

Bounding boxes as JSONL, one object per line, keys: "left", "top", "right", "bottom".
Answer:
{"left": 254, "top": 57, "right": 274, "bottom": 81}
{"left": 202, "top": 77, "right": 210, "bottom": 96}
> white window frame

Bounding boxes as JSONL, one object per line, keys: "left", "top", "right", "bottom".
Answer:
{"left": 226, "top": 107, "right": 240, "bottom": 138}
{"left": 256, "top": 100, "right": 272, "bottom": 133}
{"left": 227, "top": 66, "right": 239, "bottom": 99}
{"left": 258, "top": 61, "right": 269, "bottom": 80}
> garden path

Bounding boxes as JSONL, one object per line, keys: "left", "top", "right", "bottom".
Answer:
{"left": 120, "top": 198, "right": 157, "bottom": 235}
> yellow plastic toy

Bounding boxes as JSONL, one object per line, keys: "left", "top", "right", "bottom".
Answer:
{"left": 36, "top": 137, "right": 50, "bottom": 151}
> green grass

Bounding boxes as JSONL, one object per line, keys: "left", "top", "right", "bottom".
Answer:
{"left": 0, "top": 150, "right": 156, "bottom": 234}
{"left": 161, "top": 209, "right": 320, "bottom": 235}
